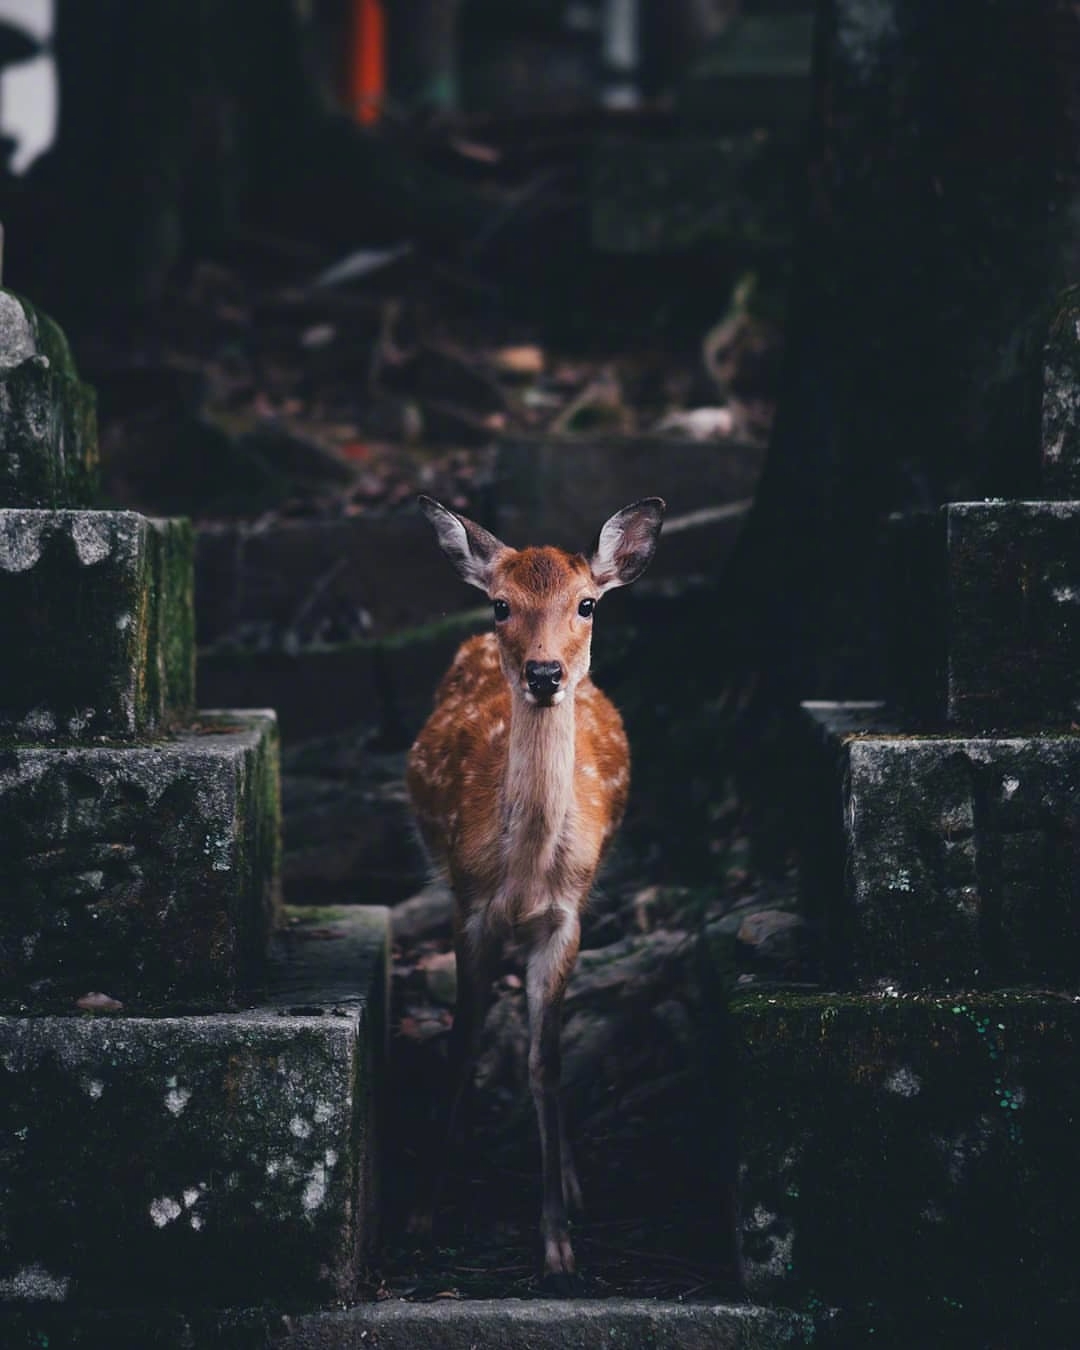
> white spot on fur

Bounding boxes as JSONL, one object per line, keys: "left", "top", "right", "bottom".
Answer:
{"left": 83, "top": 1078, "right": 104, "bottom": 1100}
{"left": 1002, "top": 776, "right": 1020, "bottom": 799}
{"left": 289, "top": 1115, "right": 312, "bottom": 1139}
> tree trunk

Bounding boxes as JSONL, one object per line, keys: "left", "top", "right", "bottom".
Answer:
{"left": 727, "top": 0, "right": 1080, "bottom": 703}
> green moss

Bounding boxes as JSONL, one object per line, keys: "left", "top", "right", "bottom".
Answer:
{"left": 0, "top": 291, "right": 99, "bottom": 508}
{"left": 733, "top": 991, "right": 1080, "bottom": 1318}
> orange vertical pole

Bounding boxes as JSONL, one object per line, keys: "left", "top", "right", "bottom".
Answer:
{"left": 349, "top": 0, "right": 385, "bottom": 126}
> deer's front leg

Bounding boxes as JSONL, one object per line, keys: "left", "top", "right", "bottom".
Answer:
{"left": 525, "top": 903, "right": 581, "bottom": 1280}
{"left": 409, "top": 924, "right": 497, "bottom": 1238}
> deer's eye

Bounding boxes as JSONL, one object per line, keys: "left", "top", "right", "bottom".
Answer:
{"left": 578, "top": 597, "right": 596, "bottom": 618}
{"left": 493, "top": 599, "right": 510, "bottom": 622}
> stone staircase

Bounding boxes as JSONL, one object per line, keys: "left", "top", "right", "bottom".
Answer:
{"left": 0, "top": 291, "right": 390, "bottom": 1339}
{"left": 10, "top": 276, "right": 1079, "bottom": 1344}
{"left": 0, "top": 296, "right": 804, "bottom": 1343}
{"left": 777, "top": 290, "right": 1080, "bottom": 1341}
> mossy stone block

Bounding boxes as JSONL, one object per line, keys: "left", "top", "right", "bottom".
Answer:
{"left": 0, "top": 907, "right": 388, "bottom": 1307}
{"left": 0, "top": 712, "right": 281, "bottom": 1010}
{"left": 736, "top": 991, "right": 1080, "bottom": 1327}
{"left": 885, "top": 502, "right": 1080, "bottom": 730}
{"left": 149, "top": 516, "right": 196, "bottom": 722}
{"left": 801, "top": 702, "right": 1080, "bottom": 989}
{"left": 1042, "top": 285, "right": 1080, "bottom": 498}
{"left": 0, "top": 510, "right": 195, "bottom": 739}
{"left": 0, "top": 291, "right": 98, "bottom": 508}
{"left": 947, "top": 502, "right": 1080, "bottom": 730}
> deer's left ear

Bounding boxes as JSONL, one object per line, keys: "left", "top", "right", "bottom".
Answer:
{"left": 588, "top": 497, "right": 665, "bottom": 594}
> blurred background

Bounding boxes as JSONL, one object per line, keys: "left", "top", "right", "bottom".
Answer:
{"left": 0, "top": 0, "right": 1076, "bottom": 1306}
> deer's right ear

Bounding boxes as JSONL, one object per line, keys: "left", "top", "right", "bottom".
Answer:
{"left": 417, "top": 496, "right": 508, "bottom": 593}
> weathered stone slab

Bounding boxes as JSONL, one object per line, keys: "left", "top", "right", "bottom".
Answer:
{"left": 281, "top": 740, "right": 427, "bottom": 906}
{"left": 800, "top": 702, "right": 1080, "bottom": 989}
{"left": 198, "top": 607, "right": 490, "bottom": 749}
{"left": 0, "top": 712, "right": 281, "bottom": 1010}
{"left": 0, "top": 510, "right": 195, "bottom": 739}
{"left": 0, "top": 1297, "right": 804, "bottom": 1350}
{"left": 195, "top": 509, "right": 475, "bottom": 651}
{"left": 947, "top": 502, "right": 1080, "bottom": 729}
{"left": 590, "top": 135, "right": 795, "bottom": 254}
{"left": 1042, "top": 284, "right": 1080, "bottom": 498}
{"left": 0, "top": 290, "right": 98, "bottom": 508}
{"left": 0, "top": 906, "right": 388, "bottom": 1308}
{"left": 736, "top": 991, "right": 1080, "bottom": 1332}
{"left": 885, "top": 502, "right": 1080, "bottom": 729}
{"left": 495, "top": 434, "right": 763, "bottom": 562}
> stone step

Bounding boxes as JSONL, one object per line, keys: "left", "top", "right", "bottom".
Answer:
{"left": 799, "top": 701, "right": 1080, "bottom": 990}
{"left": 195, "top": 509, "right": 476, "bottom": 652}
{"left": 0, "top": 510, "right": 194, "bottom": 739}
{"left": 0, "top": 1296, "right": 802, "bottom": 1349}
{"left": 886, "top": 502, "right": 1080, "bottom": 730}
{"left": 197, "top": 607, "right": 490, "bottom": 746}
{"left": 678, "top": 13, "right": 814, "bottom": 133}
{"left": 495, "top": 433, "right": 762, "bottom": 558}
{"left": 0, "top": 711, "right": 281, "bottom": 1010}
{"left": 735, "top": 990, "right": 1080, "bottom": 1331}
{"left": 589, "top": 134, "right": 797, "bottom": 254}
{"left": 0, "top": 905, "right": 388, "bottom": 1310}
{"left": 0, "top": 290, "right": 99, "bottom": 509}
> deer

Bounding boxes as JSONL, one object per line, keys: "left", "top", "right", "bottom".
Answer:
{"left": 405, "top": 494, "right": 665, "bottom": 1281}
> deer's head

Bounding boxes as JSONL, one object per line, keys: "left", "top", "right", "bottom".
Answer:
{"left": 418, "top": 497, "right": 665, "bottom": 708}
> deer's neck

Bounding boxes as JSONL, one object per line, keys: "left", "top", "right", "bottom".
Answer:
{"left": 504, "top": 696, "right": 576, "bottom": 873}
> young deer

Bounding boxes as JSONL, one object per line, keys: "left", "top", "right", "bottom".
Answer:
{"left": 406, "top": 495, "right": 665, "bottom": 1279}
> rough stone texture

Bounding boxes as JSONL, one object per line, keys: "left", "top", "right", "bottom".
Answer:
{"left": 0, "top": 291, "right": 98, "bottom": 508}
{"left": 884, "top": 502, "right": 1080, "bottom": 729}
{"left": 0, "top": 510, "right": 194, "bottom": 740}
{"left": 280, "top": 1299, "right": 803, "bottom": 1350}
{"left": 197, "top": 608, "right": 490, "bottom": 749}
{"left": 590, "top": 135, "right": 795, "bottom": 255}
{"left": 281, "top": 740, "right": 428, "bottom": 906}
{"left": 736, "top": 991, "right": 1080, "bottom": 1335}
{"left": 0, "top": 906, "right": 389, "bottom": 1308}
{"left": 0, "top": 712, "right": 281, "bottom": 1010}
{"left": 947, "top": 502, "right": 1080, "bottom": 729}
{"left": 0, "top": 1298, "right": 803, "bottom": 1350}
{"left": 1041, "top": 284, "right": 1080, "bottom": 498}
{"left": 195, "top": 509, "right": 476, "bottom": 651}
{"left": 801, "top": 702, "right": 1080, "bottom": 990}
{"left": 149, "top": 516, "right": 196, "bottom": 722}
{"left": 495, "top": 434, "right": 763, "bottom": 561}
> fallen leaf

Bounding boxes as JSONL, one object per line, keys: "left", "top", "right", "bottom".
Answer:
{"left": 654, "top": 407, "right": 735, "bottom": 439}
{"left": 313, "top": 243, "right": 412, "bottom": 289}
{"left": 489, "top": 344, "right": 544, "bottom": 376}
{"left": 76, "top": 992, "right": 124, "bottom": 1012}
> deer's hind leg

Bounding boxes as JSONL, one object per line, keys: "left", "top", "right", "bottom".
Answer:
{"left": 524, "top": 901, "right": 582, "bottom": 1279}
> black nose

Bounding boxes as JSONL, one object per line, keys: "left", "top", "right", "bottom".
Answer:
{"left": 525, "top": 660, "right": 563, "bottom": 697}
